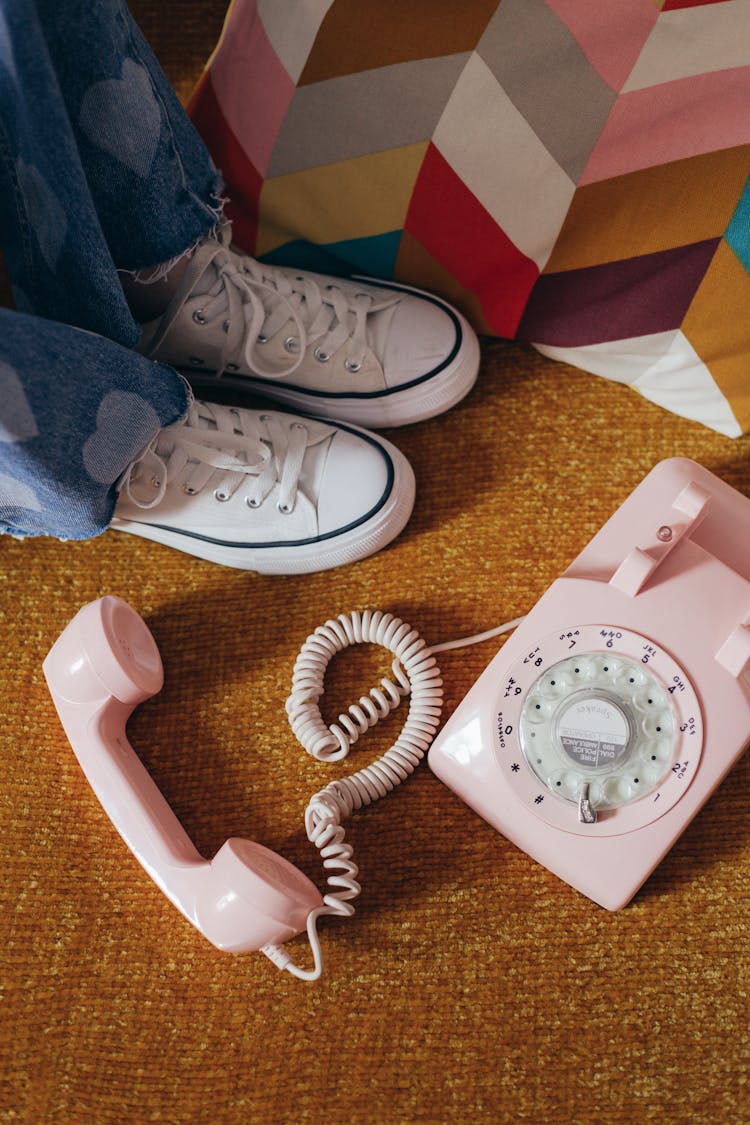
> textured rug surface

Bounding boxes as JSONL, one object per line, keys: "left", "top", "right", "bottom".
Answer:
{"left": 2, "top": 4, "right": 750, "bottom": 1123}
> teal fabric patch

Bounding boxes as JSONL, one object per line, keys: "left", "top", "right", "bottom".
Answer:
{"left": 329, "top": 231, "right": 402, "bottom": 279}
{"left": 725, "top": 174, "right": 750, "bottom": 274}
{"left": 261, "top": 231, "right": 402, "bottom": 281}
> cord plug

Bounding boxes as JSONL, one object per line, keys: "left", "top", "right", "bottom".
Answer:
{"left": 260, "top": 908, "right": 328, "bottom": 981}
{"left": 261, "top": 942, "right": 293, "bottom": 971}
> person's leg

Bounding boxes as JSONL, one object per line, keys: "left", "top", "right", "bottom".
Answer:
{"left": 0, "top": 0, "right": 222, "bottom": 346}
{"left": 0, "top": 307, "right": 189, "bottom": 539}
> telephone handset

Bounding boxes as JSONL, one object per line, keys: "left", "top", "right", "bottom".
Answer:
{"left": 44, "top": 596, "right": 447, "bottom": 979}
{"left": 43, "top": 597, "right": 324, "bottom": 954}
{"left": 428, "top": 458, "right": 750, "bottom": 909}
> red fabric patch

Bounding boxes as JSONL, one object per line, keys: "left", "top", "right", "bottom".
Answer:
{"left": 404, "top": 144, "right": 538, "bottom": 337}
{"left": 189, "top": 73, "right": 262, "bottom": 252}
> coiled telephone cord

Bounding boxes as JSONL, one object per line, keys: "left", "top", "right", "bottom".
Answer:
{"left": 262, "top": 609, "right": 524, "bottom": 980}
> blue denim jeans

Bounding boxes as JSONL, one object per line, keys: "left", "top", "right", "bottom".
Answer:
{"left": 0, "top": 0, "right": 223, "bottom": 538}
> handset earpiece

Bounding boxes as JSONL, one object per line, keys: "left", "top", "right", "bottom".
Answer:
{"left": 43, "top": 596, "right": 323, "bottom": 954}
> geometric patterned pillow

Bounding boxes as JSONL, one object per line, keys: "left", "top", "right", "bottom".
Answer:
{"left": 189, "top": 0, "right": 750, "bottom": 436}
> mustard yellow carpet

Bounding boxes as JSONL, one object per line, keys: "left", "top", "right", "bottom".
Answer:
{"left": 2, "top": 4, "right": 749, "bottom": 1122}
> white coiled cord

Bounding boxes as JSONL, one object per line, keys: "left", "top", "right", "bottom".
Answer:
{"left": 263, "top": 609, "right": 525, "bottom": 981}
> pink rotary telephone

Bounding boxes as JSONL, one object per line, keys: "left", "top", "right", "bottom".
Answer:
{"left": 43, "top": 596, "right": 324, "bottom": 954}
{"left": 429, "top": 458, "right": 750, "bottom": 908}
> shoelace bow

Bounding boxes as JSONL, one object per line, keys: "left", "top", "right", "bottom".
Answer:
{"left": 121, "top": 401, "right": 313, "bottom": 514}
{"left": 193, "top": 246, "right": 400, "bottom": 380}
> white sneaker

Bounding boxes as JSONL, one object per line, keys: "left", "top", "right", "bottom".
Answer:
{"left": 111, "top": 399, "right": 415, "bottom": 573}
{"left": 137, "top": 228, "right": 480, "bottom": 429}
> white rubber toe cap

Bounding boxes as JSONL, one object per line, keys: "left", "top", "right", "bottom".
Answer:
{"left": 316, "top": 428, "right": 393, "bottom": 535}
{"left": 382, "top": 292, "right": 460, "bottom": 388}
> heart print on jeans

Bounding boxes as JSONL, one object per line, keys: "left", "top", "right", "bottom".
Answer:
{"left": 79, "top": 58, "right": 163, "bottom": 178}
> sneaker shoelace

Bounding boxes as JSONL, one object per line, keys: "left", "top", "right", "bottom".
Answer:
{"left": 120, "top": 401, "right": 313, "bottom": 514}
{"left": 192, "top": 244, "right": 400, "bottom": 380}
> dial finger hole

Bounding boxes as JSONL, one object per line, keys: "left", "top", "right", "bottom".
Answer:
{"left": 642, "top": 763, "right": 664, "bottom": 787}
{"left": 537, "top": 674, "right": 569, "bottom": 699}
{"left": 641, "top": 712, "right": 672, "bottom": 739}
{"left": 614, "top": 665, "right": 648, "bottom": 691}
{"left": 631, "top": 686, "right": 668, "bottom": 714}
{"left": 588, "top": 655, "right": 622, "bottom": 680}
{"left": 524, "top": 695, "right": 555, "bottom": 723}
{"left": 641, "top": 737, "right": 673, "bottom": 764}
{"left": 568, "top": 656, "right": 597, "bottom": 681}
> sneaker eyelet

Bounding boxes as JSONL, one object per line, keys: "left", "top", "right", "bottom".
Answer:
{"left": 345, "top": 359, "right": 362, "bottom": 373}
{"left": 213, "top": 489, "right": 231, "bottom": 502}
{"left": 314, "top": 347, "right": 330, "bottom": 363}
{"left": 277, "top": 501, "right": 294, "bottom": 514}
{"left": 222, "top": 320, "right": 230, "bottom": 333}
{"left": 192, "top": 309, "right": 206, "bottom": 325}
{"left": 227, "top": 362, "right": 240, "bottom": 371}
{"left": 245, "top": 496, "right": 262, "bottom": 509}
{"left": 150, "top": 476, "right": 161, "bottom": 489}
{"left": 188, "top": 356, "right": 205, "bottom": 366}
{"left": 256, "top": 334, "right": 268, "bottom": 345}
{"left": 182, "top": 484, "right": 198, "bottom": 495}
{"left": 259, "top": 414, "right": 270, "bottom": 422}
{"left": 284, "top": 336, "right": 300, "bottom": 355}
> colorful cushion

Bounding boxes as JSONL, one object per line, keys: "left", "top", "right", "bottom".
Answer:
{"left": 189, "top": 0, "right": 750, "bottom": 437}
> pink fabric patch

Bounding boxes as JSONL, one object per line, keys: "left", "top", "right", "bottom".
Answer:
{"left": 544, "top": 0, "right": 660, "bottom": 92}
{"left": 580, "top": 65, "right": 750, "bottom": 185}
{"left": 208, "top": 0, "right": 295, "bottom": 178}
